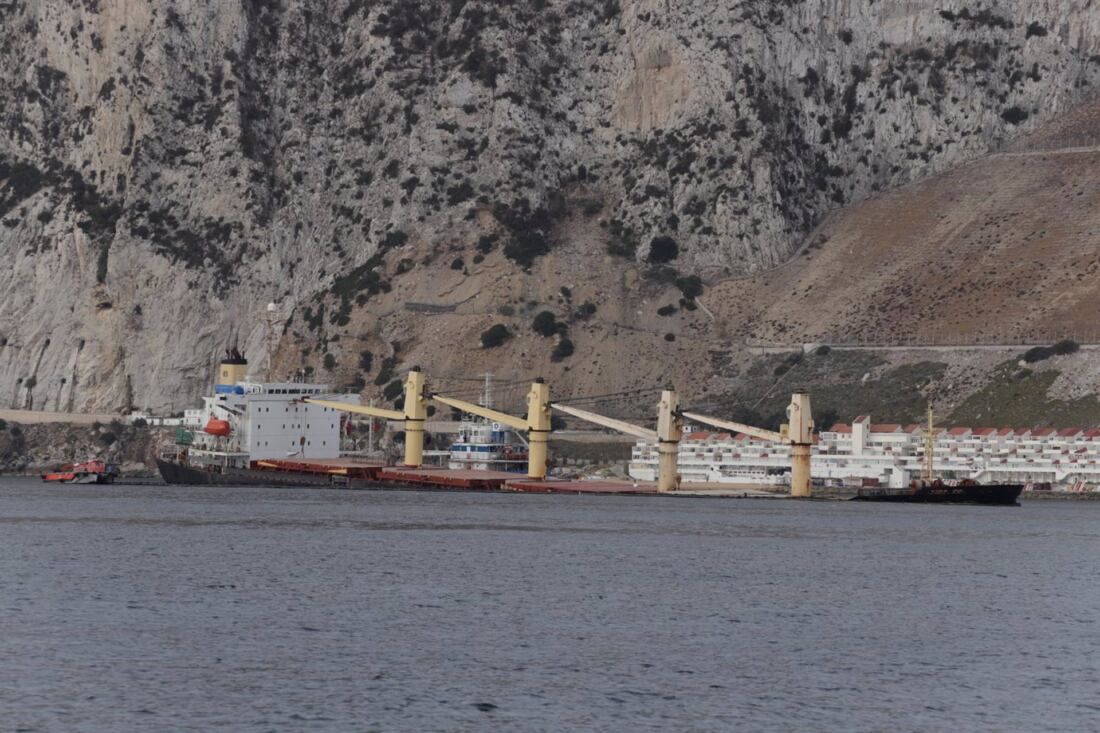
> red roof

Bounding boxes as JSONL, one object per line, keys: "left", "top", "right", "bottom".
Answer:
{"left": 947, "top": 427, "right": 971, "bottom": 436}
{"left": 828, "top": 423, "right": 852, "bottom": 433}
{"left": 1085, "top": 429, "right": 1100, "bottom": 439}
{"left": 684, "top": 431, "right": 711, "bottom": 441}
{"left": 997, "top": 428, "right": 1015, "bottom": 436}
{"left": 714, "top": 432, "right": 733, "bottom": 441}
{"left": 869, "top": 424, "right": 902, "bottom": 433}
{"left": 904, "top": 424, "right": 923, "bottom": 433}
{"left": 1032, "top": 427, "right": 1055, "bottom": 437}
{"left": 972, "top": 428, "right": 996, "bottom": 436}
{"left": 1058, "top": 428, "right": 1083, "bottom": 437}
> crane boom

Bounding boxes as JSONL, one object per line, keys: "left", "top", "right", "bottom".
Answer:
{"left": 552, "top": 403, "right": 658, "bottom": 441}
{"left": 430, "top": 394, "right": 528, "bottom": 431}
{"left": 304, "top": 398, "right": 404, "bottom": 421}
{"left": 680, "top": 411, "right": 784, "bottom": 443}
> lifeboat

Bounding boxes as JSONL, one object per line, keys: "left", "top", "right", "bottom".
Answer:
{"left": 204, "top": 418, "right": 232, "bottom": 436}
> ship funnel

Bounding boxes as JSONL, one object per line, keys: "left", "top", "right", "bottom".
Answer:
{"left": 217, "top": 347, "right": 248, "bottom": 387}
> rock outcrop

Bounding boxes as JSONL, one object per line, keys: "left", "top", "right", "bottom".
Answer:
{"left": 2, "top": 1, "right": 1099, "bottom": 412}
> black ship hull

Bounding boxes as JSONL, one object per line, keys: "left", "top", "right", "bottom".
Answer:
{"left": 156, "top": 459, "right": 342, "bottom": 488}
{"left": 852, "top": 482, "right": 1023, "bottom": 505}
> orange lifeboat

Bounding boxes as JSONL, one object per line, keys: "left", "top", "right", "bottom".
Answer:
{"left": 204, "top": 418, "right": 232, "bottom": 436}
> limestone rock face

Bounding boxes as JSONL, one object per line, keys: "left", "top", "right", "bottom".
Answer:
{"left": 1, "top": 1, "right": 1098, "bottom": 411}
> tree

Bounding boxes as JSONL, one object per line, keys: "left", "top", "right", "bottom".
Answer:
{"left": 647, "top": 235, "right": 679, "bottom": 263}
{"left": 532, "top": 311, "right": 558, "bottom": 337}
{"left": 551, "top": 338, "right": 574, "bottom": 361}
{"left": 481, "top": 324, "right": 511, "bottom": 348}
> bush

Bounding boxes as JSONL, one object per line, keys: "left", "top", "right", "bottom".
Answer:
{"left": 503, "top": 230, "right": 550, "bottom": 267}
{"left": 551, "top": 338, "right": 574, "bottom": 361}
{"left": 576, "top": 302, "right": 597, "bottom": 319}
{"left": 674, "top": 275, "right": 704, "bottom": 300}
{"left": 664, "top": 333, "right": 675, "bottom": 342}
{"left": 323, "top": 353, "right": 337, "bottom": 370}
{"left": 1023, "top": 340, "right": 1078, "bottom": 363}
{"left": 1026, "top": 22, "right": 1048, "bottom": 39}
{"left": 815, "top": 345, "right": 831, "bottom": 356}
{"left": 550, "top": 414, "right": 568, "bottom": 431}
{"left": 481, "top": 324, "right": 511, "bottom": 348}
{"left": 532, "top": 311, "right": 558, "bottom": 337}
{"left": 647, "top": 235, "right": 679, "bottom": 263}
{"left": 0, "top": 418, "right": 6, "bottom": 430}
{"left": 358, "top": 350, "right": 373, "bottom": 371}
{"left": 1052, "top": 339, "right": 1079, "bottom": 356}
{"left": 131, "top": 417, "right": 148, "bottom": 428}
{"left": 1001, "top": 106, "right": 1029, "bottom": 125}
{"left": 99, "top": 432, "right": 117, "bottom": 446}
{"left": 657, "top": 304, "right": 677, "bottom": 316}
{"left": 383, "top": 379, "right": 404, "bottom": 401}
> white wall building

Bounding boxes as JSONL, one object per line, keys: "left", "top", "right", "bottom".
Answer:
{"left": 630, "top": 415, "right": 1100, "bottom": 490}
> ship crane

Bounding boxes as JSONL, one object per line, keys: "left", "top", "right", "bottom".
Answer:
{"left": 680, "top": 391, "right": 814, "bottom": 498}
{"left": 431, "top": 379, "right": 552, "bottom": 479}
{"left": 551, "top": 390, "right": 683, "bottom": 492}
{"left": 304, "top": 367, "right": 429, "bottom": 467}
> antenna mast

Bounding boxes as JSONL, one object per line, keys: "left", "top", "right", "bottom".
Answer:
{"left": 265, "top": 302, "right": 279, "bottom": 381}
{"left": 481, "top": 372, "right": 493, "bottom": 410}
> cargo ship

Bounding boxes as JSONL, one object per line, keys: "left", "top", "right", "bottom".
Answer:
{"left": 851, "top": 479, "right": 1023, "bottom": 505}
{"left": 155, "top": 348, "right": 372, "bottom": 486}
{"left": 42, "top": 459, "right": 119, "bottom": 484}
{"left": 851, "top": 408, "right": 1022, "bottom": 505}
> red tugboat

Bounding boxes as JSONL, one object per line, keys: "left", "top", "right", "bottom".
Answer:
{"left": 41, "top": 459, "right": 120, "bottom": 485}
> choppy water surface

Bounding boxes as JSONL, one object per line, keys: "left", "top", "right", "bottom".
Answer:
{"left": 2, "top": 478, "right": 1099, "bottom": 731}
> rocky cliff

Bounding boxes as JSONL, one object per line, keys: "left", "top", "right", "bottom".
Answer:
{"left": 2, "top": 0, "right": 1099, "bottom": 413}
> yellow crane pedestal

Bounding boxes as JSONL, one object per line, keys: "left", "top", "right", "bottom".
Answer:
{"left": 525, "top": 380, "right": 552, "bottom": 480}
{"left": 655, "top": 390, "right": 682, "bottom": 492}
{"left": 682, "top": 391, "right": 815, "bottom": 498}
{"left": 785, "top": 392, "right": 814, "bottom": 498}
{"left": 304, "top": 367, "right": 430, "bottom": 468}
{"left": 432, "top": 379, "right": 552, "bottom": 480}
{"left": 401, "top": 368, "right": 428, "bottom": 467}
{"left": 552, "top": 389, "right": 681, "bottom": 492}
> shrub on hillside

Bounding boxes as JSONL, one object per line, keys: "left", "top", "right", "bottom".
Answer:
{"left": 481, "top": 324, "right": 511, "bottom": 348}
{"left": 1023, "top": 340, "right": 1078, "bottom": 363}
{"left": 532, "top": 311, "right": 558, "bottom": 337}
{"left": 647, "top": 235, "right": 679, "bottom": 263}
{"left": 551, "top": 338, "right": 574, "bottom": 361}
{"left": 1053, "top": 339, "right": 1080, "bottom": 356}
{"left": 1001, "top": 106, "right": 1029, "bottom": 125}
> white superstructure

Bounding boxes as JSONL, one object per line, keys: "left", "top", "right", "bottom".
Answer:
{"left": 174, "top": 350, "right": 360, "bottom": 470}
{"left": 630, "top": 415, "right": 1100, "bottom": 490}
{"left": 447, "top": 419, "right": 529, "bottom": 472}
{"left": 191, "top": 381, "right": 358, "bottom": 461}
